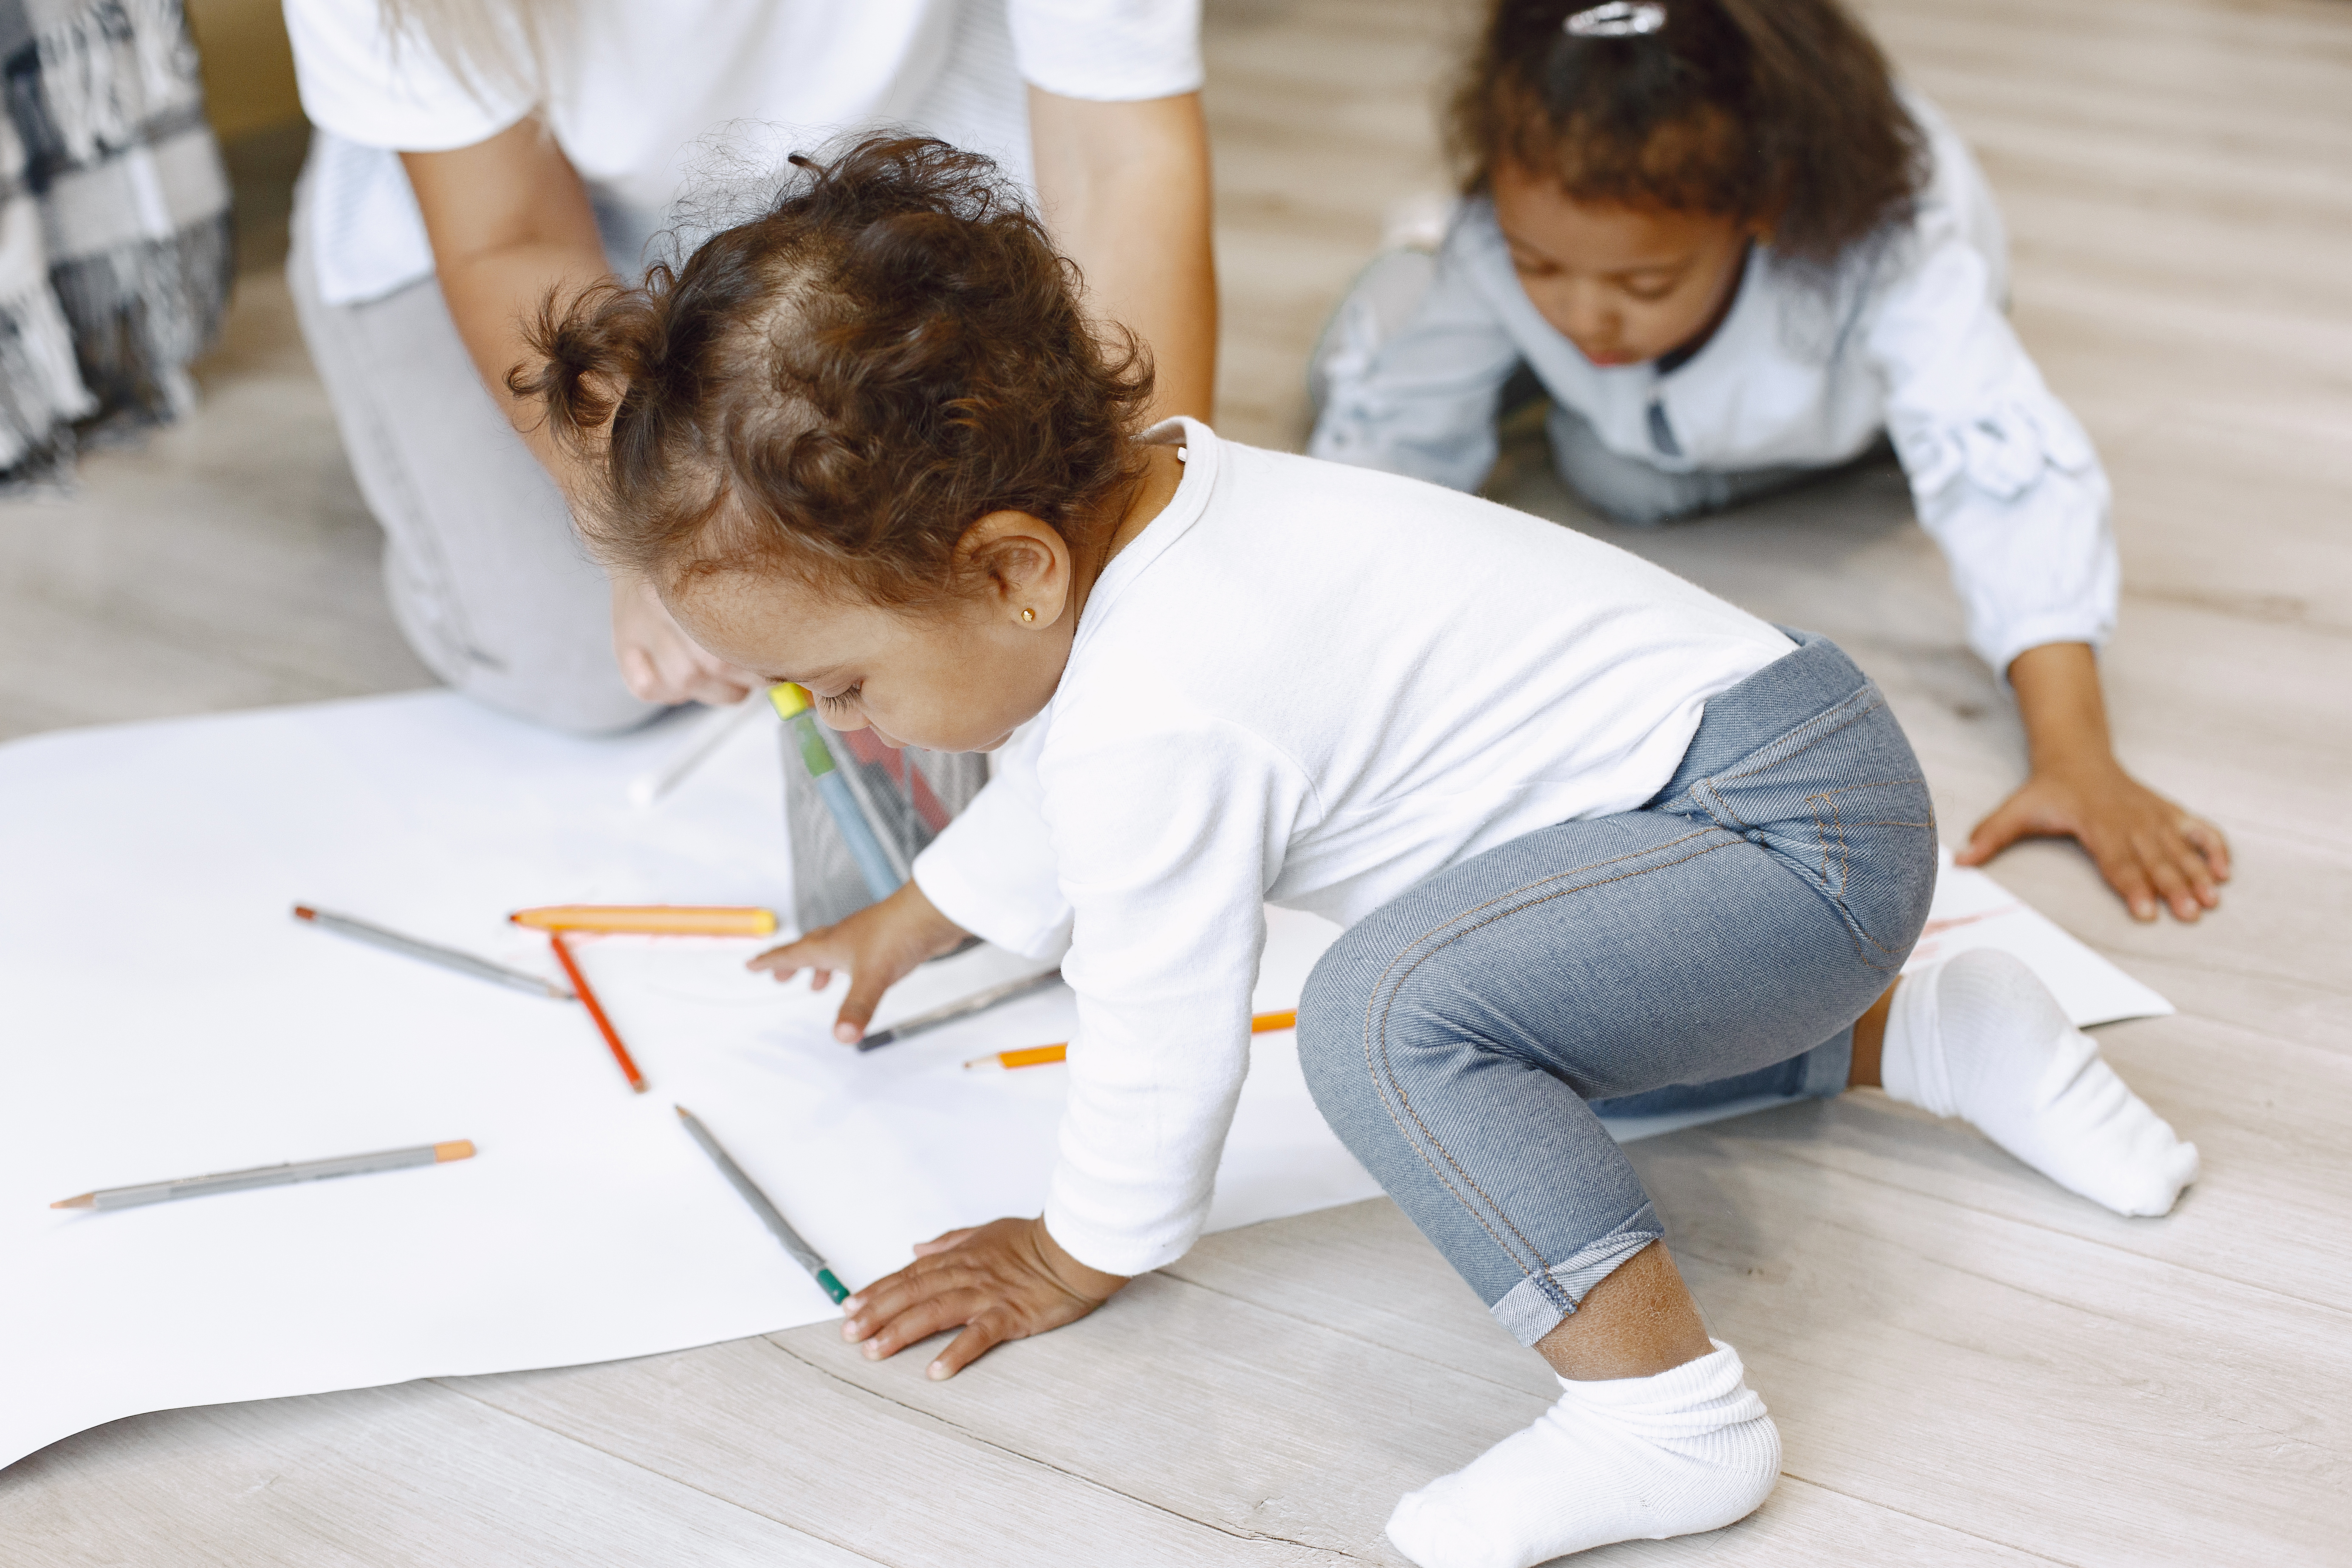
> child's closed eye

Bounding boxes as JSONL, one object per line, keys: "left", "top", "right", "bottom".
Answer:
{"left": 819, "top": 683, "right": 863, "bottom": 712}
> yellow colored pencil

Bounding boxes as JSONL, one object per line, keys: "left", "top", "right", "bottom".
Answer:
{"left": 509, "top": 905, "right": 777, "bottom": 937}
{"left": 965, "top": 1010, "right": 1298, "bottom": 1071}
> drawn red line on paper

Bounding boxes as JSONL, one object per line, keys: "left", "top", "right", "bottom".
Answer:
{"left": 1918, "top": 904, "right": 2023, "bottom": 937}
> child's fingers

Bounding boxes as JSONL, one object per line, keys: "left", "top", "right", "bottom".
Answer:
{"left": 928, "top": 1314, "right": 1018, "bottom": 1379}
{"left": 2163, "top": 822, "right": 2222, "bottom": 909}
{"left": 855, "top": 1288, "right": 987, "bottom": 1362}
{"left": 746, "top": 937, "right": 823, "bottom": 975}
{"left": 912, "top": 1227, "right": 980, "bottom": 1257}
{"left": 2093, "top": 836, "right": 2163, "bottom": 922}
{"left": 2138, "top": 838, "right": 2201, "bottom": 923}
{"left": 839, "top": 1260, "right": 941, "bottom": 1336}
{"left": 832, "top": 972, "right": 892, "bottom": 1043}
{"left": 2181, "top": 815, "right": 2232, "bottom": 881}
{"left": 1956, "top": 799, "right": 2033, "bottom": 867}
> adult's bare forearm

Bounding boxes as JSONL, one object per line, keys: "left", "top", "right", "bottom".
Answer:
{"left": 434, "top": 240, "right": 612, "bottom": 473}
{"left": 1029, "top": 90, "right": 1218, "bottom": 424}
{"left": 402, "top": 129, "right": 610, "bottom": 481}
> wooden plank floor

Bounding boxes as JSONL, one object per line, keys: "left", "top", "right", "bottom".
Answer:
{"left": 6, "top": 0, "right": 2348, "bottom": 1561}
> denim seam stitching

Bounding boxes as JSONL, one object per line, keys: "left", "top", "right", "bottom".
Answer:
{"left": 1713, "top": 689, "right": 1887, "bottom": 785}
{"left": 1361, "top": 834, "right": 1745, "bottom": 1302}
{"left": 1368, "top": 828, "right": 1728, "bottom": 956}
{"left": 1666, "top": 687, "right": 1885, "bottom": 831}
{"left": 1809, "top": 787, "right": 1915, "bottom": 966}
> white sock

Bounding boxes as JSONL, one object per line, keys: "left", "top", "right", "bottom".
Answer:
{"left": 1880, "top": 950, "right": 2200, "bottom": 1217}
{"left": 1386, "top": 1341, "right": 1779, "bottom": 1568}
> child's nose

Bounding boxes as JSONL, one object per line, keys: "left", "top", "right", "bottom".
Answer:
{"left": 1560, "top": 288, "right": 1622, "bottom": 352}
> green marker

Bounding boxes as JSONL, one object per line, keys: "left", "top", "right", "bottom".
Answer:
{"left": 769, "top": 683, "right": 905, "bottom": 904}
{"left": 674, "top": 1105, "right": 850, "bottom": 1305}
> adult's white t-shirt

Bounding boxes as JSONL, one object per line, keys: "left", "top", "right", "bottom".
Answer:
{"left": 284, "top": 0, "right": 1204, "bottom": 305}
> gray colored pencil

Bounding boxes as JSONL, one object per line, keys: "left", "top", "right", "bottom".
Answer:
{"left": 855, "top": 967, "right": 1064, "bottom": 1053}
{"left": 51, "top": 1140, "right": 477, "bottom": 1210}
{"left": 294, "top": 904, "right": 574, "bottom": 1000}
{"left": 674, "top": 1107, "right": 850, "bottom": 1304}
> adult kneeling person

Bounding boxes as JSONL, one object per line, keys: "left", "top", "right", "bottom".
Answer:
{"left": 284, "top": 0, "right": 1212, "bottom": 731}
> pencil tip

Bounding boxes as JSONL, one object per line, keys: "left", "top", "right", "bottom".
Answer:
{"left": 51, "top": 1194, "right": 93, "bottom": 1208}
{"left": 292, "top": 905, "right": 316, "bottom": 920}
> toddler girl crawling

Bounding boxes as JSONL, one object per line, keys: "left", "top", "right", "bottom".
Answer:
{"left": 1310, "top": 0, "right": 2230, "bottom": 929}
{"left": 516, "top": 137, "right": 2197, "bottom": 1565}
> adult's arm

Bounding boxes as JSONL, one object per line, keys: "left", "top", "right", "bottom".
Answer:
{"left": 402, "top": 124, "right": 757, "bottom": 706}
{"left": 1027, "top": 89, "right": 1217, "bottom": 424}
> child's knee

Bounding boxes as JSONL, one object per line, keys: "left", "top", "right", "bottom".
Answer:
{"left": 1295, "top": 919, "right": 1470, "bottom": 1137}
{"left": 1296, "top": 924, "right": 1400, "bottom": 1125}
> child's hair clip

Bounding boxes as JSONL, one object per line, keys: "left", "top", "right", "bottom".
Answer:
{"left": 1564, "top": 1, "right": 1666, "bottom": 37}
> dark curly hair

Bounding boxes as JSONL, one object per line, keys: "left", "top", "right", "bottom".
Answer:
{"left": 509, "top": 136, "right": 1156, "bottom": 607}
{"left": 1453, "top": 0, "right": 1927, "bottom": 263}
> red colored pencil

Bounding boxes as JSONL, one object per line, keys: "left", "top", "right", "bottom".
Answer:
{"left": 548, "top": 932, "right": 647, "bottom": 1093}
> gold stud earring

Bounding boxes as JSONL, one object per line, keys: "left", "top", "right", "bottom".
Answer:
{"left": 1020, "top": 607, "right": 1036, "bottom": 624}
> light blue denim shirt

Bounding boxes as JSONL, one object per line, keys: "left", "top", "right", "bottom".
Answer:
{"left": 1309, "top": 94, "right": 2118, "bottom": 677}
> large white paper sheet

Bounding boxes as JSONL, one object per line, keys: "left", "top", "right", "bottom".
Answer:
{"left": 0, "top": 694, "right": 1387, "bottom": 1471}
{"left": 0, "top": 697, "right": 2172, "bottom": 1469}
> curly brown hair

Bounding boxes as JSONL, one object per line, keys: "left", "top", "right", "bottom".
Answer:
{"left": 509, "top": 136, "right": 1156, "bottom": 607}
{"left": 1453, "top": 0, "right": 1926, "bottom": 263}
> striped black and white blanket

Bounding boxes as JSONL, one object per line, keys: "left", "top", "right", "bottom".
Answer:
{"left": 0, "top": 0, "right": 229, "bottom": 487}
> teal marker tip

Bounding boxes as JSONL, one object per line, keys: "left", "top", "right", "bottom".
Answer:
{"left": 816, "top": 1268, "right": 850, "bottom": 1305}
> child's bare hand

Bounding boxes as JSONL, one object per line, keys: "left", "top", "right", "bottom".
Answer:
{"left": 748, "top": 881, "right": 969, "bottom": 1043}
{"left": 840, "top": 1216, "right": 1127, "bottom": 1379}
{"left": 1957, "top": 760, "right": 2230, "bottom": 923}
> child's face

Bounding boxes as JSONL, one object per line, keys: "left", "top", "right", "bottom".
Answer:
{"left": 661, "top": 492, "right": 1146, "bottom": 757}
{"left": 1489, "top": 159, "right": 1756, "bottom": 368}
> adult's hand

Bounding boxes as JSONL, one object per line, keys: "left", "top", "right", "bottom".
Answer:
{"left": 841, "top": 1216, "right": 1128, "bottom": 1379}
{"left": 747, "top": 880, "right": 971, "bottom": 1043}
{"left": 610, "top": 575, "right": 760, "bottom": 706}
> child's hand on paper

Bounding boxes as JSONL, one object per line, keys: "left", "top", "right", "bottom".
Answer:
{"left": 841, "top": 1216, "right": 1128, "bottom": 1379}
{"left": 749, "top": 881, "right": 970, "bottom": 1043}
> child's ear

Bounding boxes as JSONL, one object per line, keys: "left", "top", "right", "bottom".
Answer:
{"left": 957, "top": 510, "right": 1074, "bottom": 628}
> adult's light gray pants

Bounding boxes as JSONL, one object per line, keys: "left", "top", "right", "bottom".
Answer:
{"left": 286, "top": 195, "right": 660, "bottom": 735}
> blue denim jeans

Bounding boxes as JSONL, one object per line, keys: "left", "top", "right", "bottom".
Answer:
{"left": 1297, "top": 630, "right": 1937, "bottom": 1345}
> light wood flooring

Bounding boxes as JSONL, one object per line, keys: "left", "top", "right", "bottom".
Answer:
{"left": 6, "top": 0, "right": 2349, "bottom": 1561}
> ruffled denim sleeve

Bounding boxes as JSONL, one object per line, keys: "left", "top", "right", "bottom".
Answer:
{"left": 1866, "top": 215, "right": 2119, "bottom": 677}
{"left": 1306, "top": 210, "right": 1525, "bottom": 494}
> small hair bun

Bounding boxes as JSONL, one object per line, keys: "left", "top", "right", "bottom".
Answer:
{"left": 1565, "top": 2, "right": 1666, "bottom": 37}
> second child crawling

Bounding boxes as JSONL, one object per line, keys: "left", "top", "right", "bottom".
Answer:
{"left": 517, "top": 139, "right": 2200, "bottom": 1566}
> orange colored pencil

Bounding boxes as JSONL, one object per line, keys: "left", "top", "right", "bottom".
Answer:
{"left": 547, "top": 932, "right": 648, "bottom": 1093}
{"left": 511, "top": 905, "right": 777, "bottom": 937}
{"left": 965, "top": 1009, "right": 1297, "bottom": 1071}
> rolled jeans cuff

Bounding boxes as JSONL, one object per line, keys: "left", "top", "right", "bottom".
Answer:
{"left": 1491, "top": 1209, "right": 1664, "bottom": 1347}
{"left": 1800, "top": 1027, "right": 1855, "bottom": 1099}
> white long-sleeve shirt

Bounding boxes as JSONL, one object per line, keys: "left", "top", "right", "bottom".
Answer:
{"left": 1307, "top": 95, "right": 2117, "bottom": 678}
{"left": 912, "top": 420, "right": 1793, "bottom": 1276}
